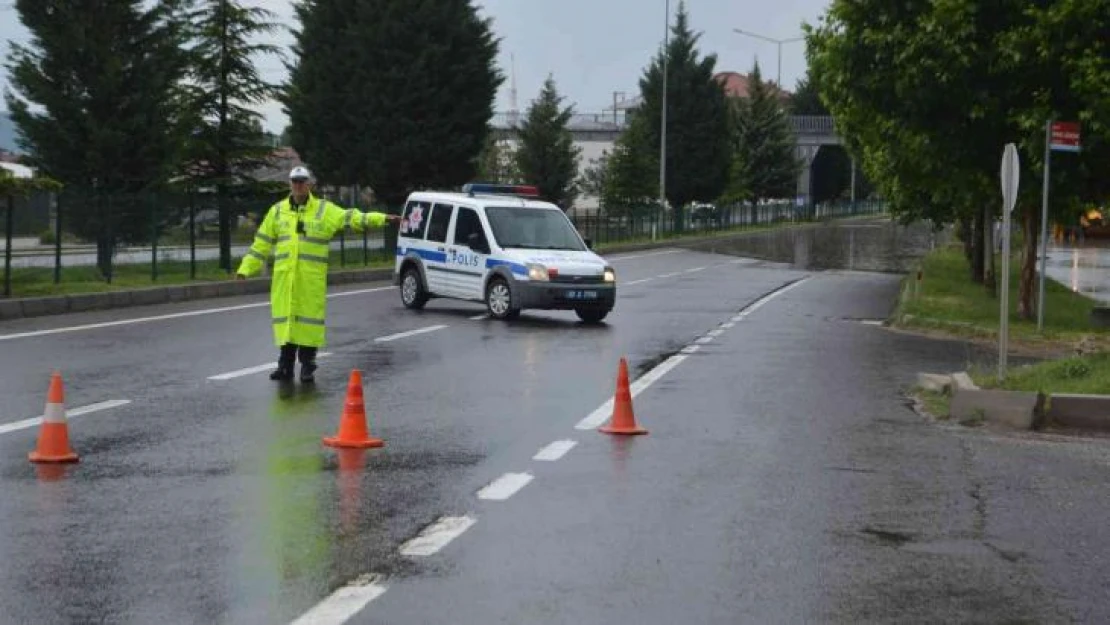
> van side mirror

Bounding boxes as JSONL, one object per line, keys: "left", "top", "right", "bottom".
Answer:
{"left": 467, "top": 232, "right": 490, "bottom": 254}
{"left": 583, "top": 237, "right": 593, "bottom": 249}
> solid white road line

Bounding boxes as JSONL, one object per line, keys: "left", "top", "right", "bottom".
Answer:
{"left": 477, "top": 473, "right": 534, "bottom": 501}
{"left": 574, "top": 277, "right": 812, "bottom": 431}
{"left": 533, "top": 439, "right": 577, "bottom": 461}
{"left": 289, "top": 576, "right": 388, "bottom": 625}
{"left": 0, "top": 286, "right": 394, "bottom": 342}
{"left": 373, "top": 324, "right": 448, "bottom": 343}
{"left": 0, "top": 399, "right": 132, "bottom": 436}
{"left": 207, "top": 353, "right": 333, "bottom": 381}
{"left": 399, "top": 515, "right": 477, "bottom": 557}
{"left": 721, "top": 322, "right": 736, "bottom": 329}
{"left": 605, "top": 249, "right": 683, "bottom": 261}
{"left": 694, "top": 336, "right": 715, "bottom": 345}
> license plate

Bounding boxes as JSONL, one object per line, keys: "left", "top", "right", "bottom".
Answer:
{"left": 565, "top": 290, "right": 598, "bottom": 300}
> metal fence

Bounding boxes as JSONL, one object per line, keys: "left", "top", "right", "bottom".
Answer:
{"left": 2, "top": 188, "right": 885, "bottom": 299}
{"left": 1, "top": 187, "right": 391, "bottom": 298}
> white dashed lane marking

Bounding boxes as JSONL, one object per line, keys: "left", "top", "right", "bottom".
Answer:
{"left": 533, "top": 439, "right": 577, "bottom": 461}
{"left": 399, "top": 516, "right": 477, "bottom": 557}
{"left": 477, "top": 473, "right": 534, "bottom": 501}
{"left": 0, "top": 400, "right": 132, "bottom": 436}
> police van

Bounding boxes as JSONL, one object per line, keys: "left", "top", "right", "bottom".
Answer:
{"left": 393, "top": 183, "right": 616, "bottom": 323}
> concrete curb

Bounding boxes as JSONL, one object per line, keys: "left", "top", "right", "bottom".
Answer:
{"left": 949, "top": 387, "right": 1047, "bottom": 430}
{"left": 0, "top": 267, "right": 394, "bottom": 321}
{"left": 917, "top": 371, "right": 1110, "bottom": 432}
{"left": 1047, "top": 394, "right": 1110, "bottom": 430}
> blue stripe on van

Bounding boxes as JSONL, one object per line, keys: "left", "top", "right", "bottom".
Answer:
{"left": 397, "top": 247, "right": 447, "bottom": 263}
{"left": 487, "top": 258, "right": 528, "bottom": 275}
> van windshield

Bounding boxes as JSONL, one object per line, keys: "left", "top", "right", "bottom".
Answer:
{"left": 484, "top": 206, "right": 586, "bottom": 251}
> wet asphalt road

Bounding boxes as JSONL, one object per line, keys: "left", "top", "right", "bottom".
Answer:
{"left": 1, "top": 222, "right": 1109, "bottom": 624}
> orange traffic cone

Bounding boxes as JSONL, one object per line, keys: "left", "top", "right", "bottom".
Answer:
{"left": 29, "top": 371, "right": 80, "bottom": 463}
{"left": 323, "top": 370, "right": 384, "bottom": 449}
{"left": 599, "top": 357, "right": 648, "bottom": 435}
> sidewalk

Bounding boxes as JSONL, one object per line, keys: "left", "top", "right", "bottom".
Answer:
{"left": 1043, "top": 243, "right": 1110, "bottom": 305}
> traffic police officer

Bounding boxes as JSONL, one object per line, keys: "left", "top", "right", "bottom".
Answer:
{"left": 236, "top": 166, "right": 399, "bottom": 382}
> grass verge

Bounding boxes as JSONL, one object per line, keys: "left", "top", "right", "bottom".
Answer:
{"left": 892, "top": 243, "right": 1109, "bottom": 354}
{"left": 971, "top": 351, "right": 1110, "bottom": 395}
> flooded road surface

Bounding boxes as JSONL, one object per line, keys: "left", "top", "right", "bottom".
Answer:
{"left": 688, "top": 218, "right": 945, "bottom": 274}
{"left": 1043, "top": 243, "right": 1110, "bottom": 304}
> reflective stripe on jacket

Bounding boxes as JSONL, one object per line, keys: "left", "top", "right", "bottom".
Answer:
{"left": 236, "top": 193, "right": 388, "bottom": 347}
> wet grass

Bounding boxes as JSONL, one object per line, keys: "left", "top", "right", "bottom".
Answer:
{"left": 893, "top": 244, "right": 1110, "bottom": 353}
{"left": 6, "top": 249, "right": 393, "bottom": 298}
{"left": 971, "top": 351, "right": 1110, "bottom": 395}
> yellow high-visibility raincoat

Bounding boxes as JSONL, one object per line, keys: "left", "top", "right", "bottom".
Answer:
{"left": 237, "top": 193, "right": 389, "bottom": 347}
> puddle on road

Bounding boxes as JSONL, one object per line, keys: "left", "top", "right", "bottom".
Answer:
{"left": 687, "top": 219, "right": 945, "bottom": 273}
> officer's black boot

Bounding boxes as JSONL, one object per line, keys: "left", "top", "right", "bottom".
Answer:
{"left": 299, "top": 346, "right": 318, "bottom": 383}
{"left": 270, "top": 344, "right": 297, "bottom": 381}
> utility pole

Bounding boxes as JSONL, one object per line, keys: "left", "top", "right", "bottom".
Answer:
{"left": 659, "top": 0, "right": 670, "bottom": 241}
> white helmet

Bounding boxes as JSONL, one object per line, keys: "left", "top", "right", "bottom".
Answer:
{"left": 289, "top": 165, "right": 312, "bottom": 181}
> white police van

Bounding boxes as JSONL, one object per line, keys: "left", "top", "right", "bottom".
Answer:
{"left": 393, "top": 183, "right": 616, "bottom": 323}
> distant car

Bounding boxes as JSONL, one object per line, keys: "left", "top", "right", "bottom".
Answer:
{"left": 393, "top": 183, "right": 617, "bottom": 323}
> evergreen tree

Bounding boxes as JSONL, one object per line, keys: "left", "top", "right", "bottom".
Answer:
{"left": 182, "top": 0, "right": 283, "bottom": 270}
{"left": 475, "top": 134, "right": 522, "bottom": 184}
{"left": 727, "top": 63, "right": 800, "bottom": 208}
{"left": 515, "top": 76, "right": 580, "bottom": 209}
{"left": 789, "top": 73, "right": 829, "bottom": 116}
{"left": 602, "top": 112, "right": 659, "bottom": 216}
{"left": 285, "top": 0, "right": 502, "bottom": 209}
{"left": 632, "top": 1, "right": 731, "bottom": 230}
{"left": 5, "top": 0, "right": 193, "bottom": 275}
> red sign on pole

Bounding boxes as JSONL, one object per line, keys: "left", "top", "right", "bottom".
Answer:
{"left": 1050, "top": 121, "right": 1081, "bottom": 152}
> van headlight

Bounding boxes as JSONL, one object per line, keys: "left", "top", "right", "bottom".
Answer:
{"left": 603, "top": 267, "right": 616, "bottom": 282}
{"left": 527, "top": 263, "right": 549, "bottom": 281}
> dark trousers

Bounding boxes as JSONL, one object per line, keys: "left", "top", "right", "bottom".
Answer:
{"left": 278, "top": 343, "right": 317, "bottom": 367}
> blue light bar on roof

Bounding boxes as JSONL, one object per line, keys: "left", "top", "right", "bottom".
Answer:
{"left": 462, "top": 182, "right": 540, "bottom": 198}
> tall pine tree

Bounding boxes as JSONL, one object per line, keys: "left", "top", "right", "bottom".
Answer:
{"left": 183, "top": 0, "right": 283, "bottom": 270}
{"left": 633, "top": 1, "right": 731, "bottom": 231}
{"left": 603, "top": 112, "right": 659, "bottom": 216}
{"left": 5, "top": 0, "right": 193, "bottom": 275}
{"left": 285, "top": 0, "right": 502, "bottom": 208}
{"left": 515, "top": 76, "right": 580, "bottom": 209}
{"left": 727, "top": 63, "right": 800, "bottom": 209}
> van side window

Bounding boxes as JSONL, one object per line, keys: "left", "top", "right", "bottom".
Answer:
{"left": 401, "top": 200, "right": 431, "bottom": 239}
{"left": 453, "top": 207, "right": 485, "bottom": 246}
{"left": 425, "top": 203, "right": 453, "bottom": 243}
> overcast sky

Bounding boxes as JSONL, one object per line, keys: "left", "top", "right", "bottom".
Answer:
{"left": 0, "top": 0, "right": 830, "bottom": 134}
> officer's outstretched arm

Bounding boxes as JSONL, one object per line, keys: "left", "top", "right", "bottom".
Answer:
{"left": 237, "top": 207, "right": 278, "bottom": 277}
{"left": 325, "top": 203, "right": 391, "bottom": 235}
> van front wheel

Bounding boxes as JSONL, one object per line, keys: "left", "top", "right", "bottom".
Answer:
{"left": 486, "top": 277, "right": 520, "bottom": 320}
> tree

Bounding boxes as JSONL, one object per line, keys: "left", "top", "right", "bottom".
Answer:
{"left": 284, "top": 0, "right": 502, "bottom": 210}
{"left": 807, "top": 0, "right": 1110, "bottom": 319}
{"left": 632, "top": 1, "right": 731, "bottom": 231}
{"left": 182, "top": 0, "right": 283, "bottom": 271}
{"left": 789, "top": 72, "right": 828, "bottom": 116}
{"left": 515, "top": 76, "right": 581, "bottom": 209}
{"left": 475, "top": 134, "right": 522, "bottom": 184}
{"left": 577, "top": 151, "right": 609, "bottom": 204}
{"left": 725, "top": 63, "right": 800, "bottom": 209}
{"left": 5, "top": 0, "right": 193, "bottom": 276}
{"left": 602, "top": 112, "right": 659, "bottom": 216}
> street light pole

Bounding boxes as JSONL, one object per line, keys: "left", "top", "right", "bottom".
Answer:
{"left": 731, "top": 28, "right": 804, "bottom": 88}
{"left": 659, "top": 0, "right": 670, "bottom": 238}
